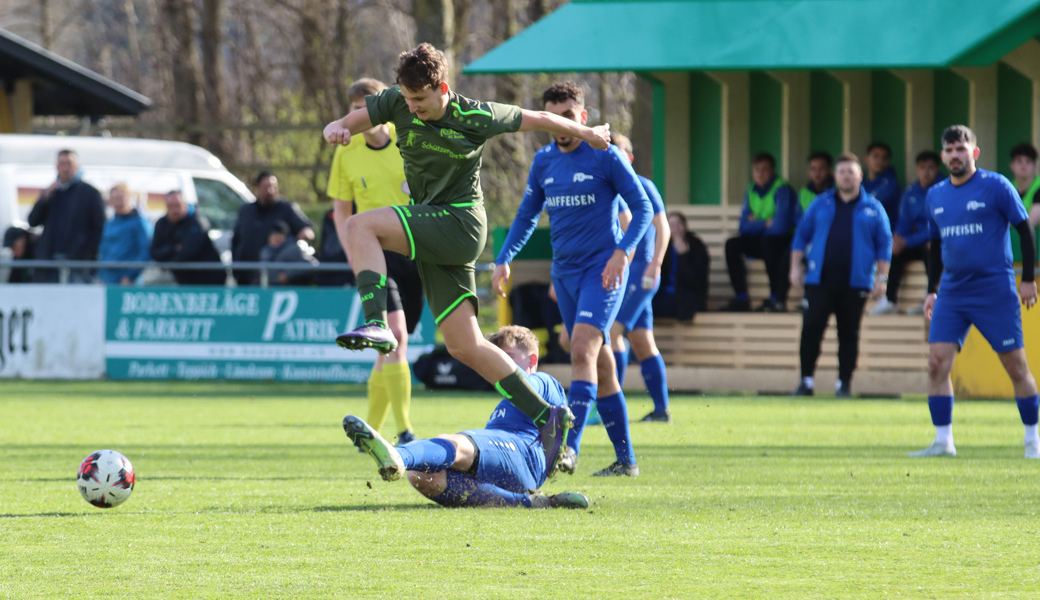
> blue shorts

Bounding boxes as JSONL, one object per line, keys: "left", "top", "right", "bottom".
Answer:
{"left": 460, "top": 429, "right": 545, "bottom": 492}
{"left": 928, "top": 291, "right": 1024, "bottom": 352}
{"left": 615, "top": 261, "right": 659, "bottom": 332}
{"left": 553, "top": 265, "right": 628, "bottom": 341}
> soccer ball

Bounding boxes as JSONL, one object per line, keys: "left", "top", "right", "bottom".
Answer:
{"left": 77, "top": 450, "right": 135, "bottom": 508}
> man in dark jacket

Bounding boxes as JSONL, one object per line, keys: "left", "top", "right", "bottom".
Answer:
{"left": 259, "top": 220, "right": 318, "bottom": 286}
{"left": 231, "top": 172, "right": 315, "bottom": 285}
{"left": 27, "top": 149, "right": 106, "bottom": 283}
{"left": 151, "top": 191, "right": 226, "bottom": 285}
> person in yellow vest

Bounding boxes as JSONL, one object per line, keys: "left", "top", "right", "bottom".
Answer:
{"left": 797, "top": 151, "right": 834, "bottom": 216}
{"left": 327, "top": 78, "right": 424, "bottom": 446}
{"left": 723, "top": 152, "right": 797, "bottom": 312}
{"left": 1010, "top": 144, "right": 1040, "bottom": 227}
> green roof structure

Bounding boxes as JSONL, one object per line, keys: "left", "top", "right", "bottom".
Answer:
{"left": 465, "top": 0, "right": 1040, "bottom": 74}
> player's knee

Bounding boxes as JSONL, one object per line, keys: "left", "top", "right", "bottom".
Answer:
{"left": 407, "top": 470, "right": 446, "bottom": 498}
{"left": 1002, "top": 354, "right": 1033, "bottom": 383}
{"left": 444, "top": 335, "right": 477, "bottom": 364}
{"left": 928, "top": 352, "right": 953, "bottom": 381}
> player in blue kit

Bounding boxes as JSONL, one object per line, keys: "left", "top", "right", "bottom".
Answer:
{"left": 344, "top": 325, "right": 589, "bottom": 508}
{"left": 493, "top": 82, "right": 652, "bottom": 477}
{"left": 911, "top": 125, "right": 1040, "bottom": 459}
{"left": 607, "top": 133, "right": 673, "bottom": 423}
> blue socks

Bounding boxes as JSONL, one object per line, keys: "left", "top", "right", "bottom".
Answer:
{"left": 614, "top": 350, "right": 629, "bottom": 387}
{"left": 566, "top": 380, "right": 598, "bottom": 454}
{"left": 1016, "top": 394, "right": 1040, "bottom": 426}
{"left": 928, "top": 395, "right": 955, "bottom": 426}
{"left": 396, "top": 438, "right": 456, "bottom": 472}
{"left": 641, "top": 354, "right": 669, "bottom": 412}
{"left": 430, "top": 471, "right": 530, "bottom": 508}
{"left": 598, "top": 391, "right": 636, "bottom": 465}
{"left": 736, "top": 292, "right": 749, "bottom": 301}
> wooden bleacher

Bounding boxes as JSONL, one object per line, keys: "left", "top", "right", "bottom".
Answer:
{"left": 533, "top": 205, "right": 932, "bottom": 397}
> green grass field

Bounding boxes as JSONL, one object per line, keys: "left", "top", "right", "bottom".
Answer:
{"left": 1, "top": 381, "right": 1038, "bottom": 599}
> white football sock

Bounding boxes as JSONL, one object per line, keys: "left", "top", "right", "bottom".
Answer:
{"left": 934, "top": 425, "right": 953, "bottom": 446}
{"left": 1025, "top": 424, "right": 1039, "bottom": 445}
{"left": 802, "top": 376, "right": 814, "bottom": 389}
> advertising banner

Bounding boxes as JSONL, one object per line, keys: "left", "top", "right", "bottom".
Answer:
{"left": 105, "top": 287, "right": 435, "bottom": 382}
{"left": 0, "top": 284, "right": 106, "bottom": 379}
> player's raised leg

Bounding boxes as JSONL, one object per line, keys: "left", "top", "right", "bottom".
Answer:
{"left": 997, "top": 348, "right": 1040, "bottom": 458}
{"left": 909, "top": 342, "right": 958, "bottom": 457}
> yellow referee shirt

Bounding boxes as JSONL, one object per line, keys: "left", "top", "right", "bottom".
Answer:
{"left": 326, "top": 122, "right": 411, "bottom": 213}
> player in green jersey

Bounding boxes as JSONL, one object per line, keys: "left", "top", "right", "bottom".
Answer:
{"left": 323, "top": 44, "right": 611, "bottom": 474}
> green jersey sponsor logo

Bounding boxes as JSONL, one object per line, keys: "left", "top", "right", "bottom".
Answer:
{"left": 440, "top": 128, "right": 465, "bottom": 140}
{"left": 404, "top": 131, "right": 420, "bottom": 147}
{"left": 422, "top": 141, "right": 469, "bottom": 160}
{"left": 412, "top": 117, "right": 426, "bottom": 127}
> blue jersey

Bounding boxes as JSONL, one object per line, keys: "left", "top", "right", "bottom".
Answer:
{"left": 484, "top": 372, "right": 567, "bottom": 442}
{"left": 628, "top": 175, "right": 666, "bottom": 266}
{"left": 927, "top": 169, "right": 1028, "bottom": 295}
{"left": 496, "top": 142, "right": 652, "bottom": 278}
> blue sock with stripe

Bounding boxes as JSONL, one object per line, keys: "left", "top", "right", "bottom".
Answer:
{"left": 597, "top": 391, "right": 636, "bottom": 464}
{"left": 614, "top": 350, "right": 629, "bottom": 387}
{"left": 566, "top": 380, "right": 598, "bottom": 454}
{"left": 1016, "top": 394, "right": 1040, "bottom": 426}
{"left": 641, "top": 354, "right": 669, "bottom": 412}
{"left": 928, "top": 395, "right": 954, "bottom": 426}
{"left": 396, "top": 439, "right": 456, "bottom": 472}
{"left": 430, "top": 471, "right": 531, "bottom": 507}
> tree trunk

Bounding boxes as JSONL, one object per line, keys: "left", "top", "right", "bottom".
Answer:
{"left": 123, "top": 0, "right": 142, "bottom": 92}
{"left": 333, "top": 0, "right": 351, "bottom": 115}
{"left": 412, "top": 0, "right": 455, "bottom": 69}
{"left": 39, "top": 0, "right": 53, "bottom": 50}
{"left": 450, "top": 0, "right": 470, "bottom": 83}
{"left": 200, "top": 0, "right": 233, "bottom": 159}
{"left": 162, "top": 0, "right": 204, "bottom": 145}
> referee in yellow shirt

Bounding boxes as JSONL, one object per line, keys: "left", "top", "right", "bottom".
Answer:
{"left": 328, "top": 78, "right": 423, "bottom": 445}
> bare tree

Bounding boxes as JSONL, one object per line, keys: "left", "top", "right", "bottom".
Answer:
{"left": 162, "top": 0, "right": 204, "bottom": 145}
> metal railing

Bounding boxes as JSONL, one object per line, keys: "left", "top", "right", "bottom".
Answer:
{"left": 0, "top": 259, "right": 496, "bottom": 288}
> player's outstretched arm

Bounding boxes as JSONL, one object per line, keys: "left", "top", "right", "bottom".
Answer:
{"left": 517, "top": 109, "right": 610, "bottom": 150}
{"left": 323, "top": 107, "right": 375, "bottom": 146}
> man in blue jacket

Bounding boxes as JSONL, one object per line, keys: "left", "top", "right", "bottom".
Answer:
{"left": 723, "top": 152, "right": 797, "bottom": 312}
{"left": 864, "top": 141, "right": 901, "bottom": 227}
{"left": 870, "top": 151, "right": 944, "bottom": 315}
{"left": 790, "top": 153, "right": 892, "bottom": 397}
{"left": 98, "top": 183, "right": 153, "bottom": 285}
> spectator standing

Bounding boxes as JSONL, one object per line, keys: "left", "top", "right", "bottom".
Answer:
{"left": 151, "top": 191, "right": 226, "bottom": 285}
{"left": 259, "top": 220, "right": 318, "bottom": 286}
{"left": 863, "top": 141, "right": 901, "bottom": 227}
{"left": 27, "top": 149, "right": 105, "bottom": 283}
{"left": 654, "top": 212, "right": 710, "bottom": 321}
{"left": 870, "top": 151, "right": 945, "bottom": 315}
{"left": 316, "top": 208, "right": 354, "bottom": 286}
{"left": 790, "top": 153, "right": 892, "bottom": 397}
{"left": 231, "top": 172, "right": 314, "bottom": 285}
{"left": 98, "top": 183, "right": 153, "bottom": 286}
{"left": 723, "top": 152, "right": 797, "bottom": 312}
{"left": 797, "top": 151, "right": 835, "bottom": 215}
{"left": 1, "top": 227, "right": 35, "bottom": 283}
{"left": 1009, "top": 144, "right": 1040, "bottom": 227}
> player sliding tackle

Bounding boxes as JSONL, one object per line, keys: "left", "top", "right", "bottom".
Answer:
{"left": 343, "top": 326, "right": 589, "bottom": 509}
{"left": 911, "top": 125, "right": 1040, "bottom": 459}
{"left": 323, "top": 44, "right": 610, "bottom": 475}
{"left": 494, "top": 82, "right": 652, "bottom": 477}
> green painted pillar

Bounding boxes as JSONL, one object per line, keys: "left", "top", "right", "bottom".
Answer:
{"left": 933, "top": 69, "right": 970, "bottom": 152}
{"left": 810, "top": 71, "right": 843, "bottom": 159}
{"left": 689, "top": 72, "right": 722, "bottom": 205}
{"left": 997, "top": 62, "right": 1034, "bottom": 180}
{"left": 749, "top": 72, "right": 783, "bottom": 172}
{"left": 871, "top": 71, "right": 906, "bottom": 185}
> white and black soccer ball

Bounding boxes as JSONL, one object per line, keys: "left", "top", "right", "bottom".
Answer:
{"left": 77, "top": 450, "right": 135, "bottom": 508}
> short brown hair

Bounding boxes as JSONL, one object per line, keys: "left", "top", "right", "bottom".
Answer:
{"left": 835, "top": 152, "right": 861, "bottom": 167}
{"left": 610, "top": 132, "right": 633, "bottom": 156}
{"left": 486, "top": 325, "right": 539, "bottom": 357}
{"left": 542, "top": 81, "right": 584, "bottom": 108}
{"left": 347, "top": 78, "right": 387, "bottom": 103}
{"left": 396, "top": 43, "right": 449, "bottom": 91}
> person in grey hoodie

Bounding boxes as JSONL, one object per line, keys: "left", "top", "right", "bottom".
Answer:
{"left": 259, "top": 220, "right": 317, "bottom": 285}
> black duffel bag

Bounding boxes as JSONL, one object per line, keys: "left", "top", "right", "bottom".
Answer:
{"left": 412, "top": 346, "right": 494, "bottom": 391}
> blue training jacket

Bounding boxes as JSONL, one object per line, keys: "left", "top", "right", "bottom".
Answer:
{"left": 98, "top": 208, "right": 153, "bottom": 284}
{"left": 792, "top": 186, "right": 893, "bottom": 290}
{"left": 894, "top": 176, "right": 946, "bottom": 248}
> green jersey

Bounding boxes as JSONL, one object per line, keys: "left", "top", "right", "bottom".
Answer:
{"left": 366, "top": 86, "right": 524, "bottom": 206}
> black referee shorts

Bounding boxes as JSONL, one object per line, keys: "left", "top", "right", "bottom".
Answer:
{"left": 385, "top": 250, "right": 424, "bottom": 334}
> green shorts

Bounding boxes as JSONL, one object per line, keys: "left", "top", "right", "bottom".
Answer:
{"left": 391, "top": 201, "right": 487, "bottom": 324}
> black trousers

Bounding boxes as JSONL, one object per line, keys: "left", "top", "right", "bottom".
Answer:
{"left": 887, "top": 245, "right": 929, "bottom": 303}
{"left": 800, "top": 284, "right": 869, "bottom": 382}
{"left": 725, "top": 234, "right": 792, "bottom": 301}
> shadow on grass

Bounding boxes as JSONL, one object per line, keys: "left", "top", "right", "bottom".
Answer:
{"left": 0, "top": 511, "right": 100, "bottom": 519}
{"left": 312, "top": 503, "right": 436, "bottom": 513}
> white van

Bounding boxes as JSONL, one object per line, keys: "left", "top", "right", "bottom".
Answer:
{"left": 0, "top": 134, "right": 254, "bottom": 253}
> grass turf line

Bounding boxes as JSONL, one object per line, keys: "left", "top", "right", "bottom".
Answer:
{"left": 0, "top": 381, "right": 1038, "bottom": 599}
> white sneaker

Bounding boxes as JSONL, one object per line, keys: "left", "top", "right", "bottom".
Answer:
{"left": 908, "top": 442, "right": 956, "bottom": 457}
{"left": 906, "top": 301, "right": 925, "bottom": 315}
{"left": 1025, "top": 442, "right": 1040, "bottom": 459}
{"left": 868, "top": 298, "right": 899, "bottom": 316}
